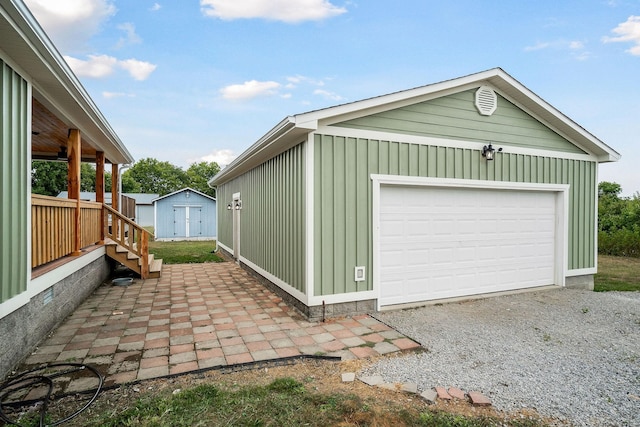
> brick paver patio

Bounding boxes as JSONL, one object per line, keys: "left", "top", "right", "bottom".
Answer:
{"left": 20, "top": 262, "right": 420, "bottom": 389}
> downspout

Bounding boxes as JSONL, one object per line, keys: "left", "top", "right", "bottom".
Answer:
{"left": 207, "top": 181, "right": 218, "bottom": 254}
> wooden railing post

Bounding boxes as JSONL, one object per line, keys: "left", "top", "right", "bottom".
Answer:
{"left": 140, "top": 231, "right": 149, "bottom": 279}
{"left": 111, "top": 163, "right": 119, "bottom": 241}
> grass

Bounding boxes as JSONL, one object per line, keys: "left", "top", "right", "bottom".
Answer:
{"left": 81, "top": 378, "right": 544, "bottom": 427}
{"left": 595, "top": 254, "right": 640, "bottom": 292}
{"left": 148, "top": 239, "right": 224, "bottom": 264}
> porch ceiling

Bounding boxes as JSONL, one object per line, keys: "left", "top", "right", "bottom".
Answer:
{"left": 31, "top": 98, "right": 105, "bottom": 163}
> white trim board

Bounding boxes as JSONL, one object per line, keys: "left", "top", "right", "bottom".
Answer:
{"left": 314, "top": 126, "right": 596, "bottom": 162}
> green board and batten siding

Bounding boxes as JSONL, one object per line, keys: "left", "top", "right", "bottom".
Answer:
{"left": 338, "top": 89, "right": 586, "bottom": 155}
{"left": 1, "top": 59, "right": 29, "bottom": 303}
{"left": 313, "top": 89, "right": 596, "bottom": 297}
{"left": 217, "top": 143, "right": 306, "bottom": 293}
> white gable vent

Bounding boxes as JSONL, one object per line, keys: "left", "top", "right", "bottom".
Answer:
{"left": 475, "top": 85, "right": 497, "bottom": 116}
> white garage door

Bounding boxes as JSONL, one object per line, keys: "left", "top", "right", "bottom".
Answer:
{"left": 379, "top": 185, "right": 557, "bottom": 307}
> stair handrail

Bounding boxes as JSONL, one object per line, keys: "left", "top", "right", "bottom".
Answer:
{"left": 103, "top": 204, "right": 153, "bottom": 278}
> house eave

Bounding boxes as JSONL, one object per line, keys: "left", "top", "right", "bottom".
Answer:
{"left": 209, "top": 117, "right": 314, "bottom": 186}
{"left": 0, "top": 0, "right": 133, "bottom": 165}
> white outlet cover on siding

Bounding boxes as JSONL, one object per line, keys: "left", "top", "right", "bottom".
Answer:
{"left": 475, "top": 85, "right": 497, "bottom": 116}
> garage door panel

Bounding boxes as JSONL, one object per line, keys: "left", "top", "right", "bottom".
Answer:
{"left": 379, "top": 185, "right": 558, "bottom": 306}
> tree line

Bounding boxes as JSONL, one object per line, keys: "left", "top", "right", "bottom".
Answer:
{"left": 598, "top": 181, "right": 640, "bottom": 257}
{"left": 31, "top": 158, "right": 220, "bottom": 198}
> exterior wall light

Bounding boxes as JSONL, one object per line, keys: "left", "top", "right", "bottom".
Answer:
{"left": 482, "top": 144, "right": 502, "bottom": 160}
{"left": 234, "top": 201, "right": 242, "bottom": 210}
{"left": 226, "top": 203, "right": 232, "bottom": 210}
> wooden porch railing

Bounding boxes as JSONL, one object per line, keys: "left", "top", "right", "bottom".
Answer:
{"left": 103, "top": 204, "right": 150, "bottom": 278}
{"left": 31, "top": 194, "right": 102, "bottom": 268}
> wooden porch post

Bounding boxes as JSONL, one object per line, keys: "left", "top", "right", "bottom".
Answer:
{"left": 68, "top": 129, "right": 82, "bottom": 256}
{"left": 111, "top": 163, "right": 119, "bottom": 240}
{"left": 96, "top": 151, "right": 105, "bottom": 244}
{"left": 111, "top": 163, "right": 119, "bottom": 211}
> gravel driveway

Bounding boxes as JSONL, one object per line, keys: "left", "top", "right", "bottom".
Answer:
{"left": 365, "top": 288, "right": 640, "bottom": 426}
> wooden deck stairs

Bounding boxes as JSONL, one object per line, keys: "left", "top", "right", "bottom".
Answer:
{"left": 105, "top": 239, "right": 163, "bottom": 279}
{"left": 103, "top": 204, "right": 162, "bottom": 279}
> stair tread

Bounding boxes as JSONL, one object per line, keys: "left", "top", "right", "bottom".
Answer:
{"left": 150, "top": 258, "right": 163, "bottom": 272}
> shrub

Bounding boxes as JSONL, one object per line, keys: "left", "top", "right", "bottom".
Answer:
{"left": 598, "top": 229, "right": 640, "bottom": 257}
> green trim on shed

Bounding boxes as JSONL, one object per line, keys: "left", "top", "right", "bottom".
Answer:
{"left": 313, "top": 134, "right": 596, "bottom": 297}
{"left": 334, "top": 89, "right": 586, "bottom": 155}
{"left": 217, "top": 143, "right": 306, "bottom": 293}
{"left": 1, "top": 60, "right": 29, "bottom": 303}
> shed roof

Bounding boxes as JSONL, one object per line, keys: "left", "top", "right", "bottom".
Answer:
{"left": 57, "top": 192, "right": 159, "bottom": 204}
{"left": 1, "top": 0, "right": 133, "bottom": 165}
{"left": 209, "top": 68, "right": 620, "bottom": 186}
{"left": 152, "top": 187, "right": 216, "bottom": 204}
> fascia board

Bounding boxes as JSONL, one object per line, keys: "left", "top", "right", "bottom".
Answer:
{"left": 487, "top": 70, "right": 620, "bottom": 163}
{"left": 295, "top": 69, "right": 503, "bottom": 126}
{"left": 208, "top": 117, "right": 298, "bottom": 186}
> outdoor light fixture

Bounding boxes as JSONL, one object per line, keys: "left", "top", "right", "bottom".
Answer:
{"left": 234, "top": 201, "right": 242, "bottom": 210}
{"left": 57, "top": 146, "right": 68, "bottom": 160}
{"left": 185, "top": 190, "right": 190, "bottom": 198}
{"left": 227, "top": 203, "right": 232, "bottom": 210}
{"left": 482, "top": 144, "right": 502, "bottom": 161}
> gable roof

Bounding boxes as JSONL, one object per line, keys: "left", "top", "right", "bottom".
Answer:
{"left": 209, "top": 68, "right": 619, "bottom": 186}
{"left": 1, "top": 0, "right": 133, "bottom": 165}
{"left": 152, "top": 187, "right": 216, "bottom": 203}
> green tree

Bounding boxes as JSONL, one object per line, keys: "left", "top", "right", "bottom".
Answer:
{"left": 598, "top": 181, "right": 622, "bottom": 197}
{"left": 31, "top": 161, "right": 67, "bottom": 196}
{"left": 104, "top": 170, "right": 141, "bottom": 194}
{"left": 125, "top": 158, "right": 188, "bottom": 196}
{"left": 598, "top": 181, "right": 629, "bottom": 233}
{"left": 598, "top": 181, "right": 640, "bottom": 256}
{"left": 186, "top": 161, "right": 220, "bottom": 198}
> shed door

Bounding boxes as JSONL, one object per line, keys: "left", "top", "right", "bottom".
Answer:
{"left": 189, "top": 207, "right": 202, "bottom": 237}
{"left": 379, "top": 185, "right": 557, "bottom": 307}
{"left": 173, "top": 207, "right": 186, "bottom": 238}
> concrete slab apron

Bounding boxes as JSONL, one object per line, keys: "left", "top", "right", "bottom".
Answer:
{"left": 20, "top": 263, "right": 420, "bottom": 388}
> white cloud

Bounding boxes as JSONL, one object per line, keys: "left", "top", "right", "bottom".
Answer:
{"left": 64, "top": 54, "right": 118, "bottom": 78}
{"left": 524, "top": 42, "right": 551, "bottom": 51}
{"left": 64, "top": 55, "right": 157, "bottom": 81}
{"left": 103, "top": 91, "right": 135, "bottom": 99}
{"left": 116, "top": 22, "right": 142, "bottom": 48}
{"left": 119, "top": 59, "right": 157, "bottom": 81}
{"left": 220, "top": 80, "right": 281, "bottom": 100}
{"left": 200, "top": 0, "right": 346, "bottom": 23}
{"left": 286, "top": 75, "right": 326, "bottom": 88}
{"left": 603, "top": 15, "right": 640, "bottom": 55}
{"left": 524, "top": 39, "right": 590, "bottom": 60}
{"left": 313, "top": 89, "right": 344, "bottom": 101}
{"left": 569, "top": 41, "right": 584, "bottom": 50}
{"left": 150, "top": 3, "right": 162, "bottom": 11}
{"left": 202, "top": 149, "right": 237, "bottom": 167}
{"left": 24, "top": 0, "right": 116, "bottom": 53}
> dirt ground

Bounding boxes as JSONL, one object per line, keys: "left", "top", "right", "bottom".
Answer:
{"left": 1, "top": 356, "right": 564, "bottom": 426}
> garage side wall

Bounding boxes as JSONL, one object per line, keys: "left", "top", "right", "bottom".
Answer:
{"left": 313, "top": 134, "right": 596, "bottom": 296}
{"left": 217, "top": 143, "right": 306, "bottom": 293}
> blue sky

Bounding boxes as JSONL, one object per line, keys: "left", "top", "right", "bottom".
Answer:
{"left": 24, "top": 0, "right": 640, "bottom": 194}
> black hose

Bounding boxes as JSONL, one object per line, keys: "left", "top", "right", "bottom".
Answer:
{"left": 0, "top": 363, "right": 103, "bottom": 426}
